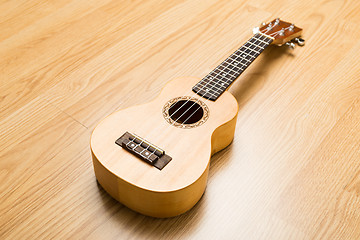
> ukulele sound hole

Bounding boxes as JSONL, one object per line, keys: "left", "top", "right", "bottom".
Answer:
{"left": 163, "top": 96, "right": 209, "bottom": 128}
{"left": 168, "top": 100, "right": 204, "bottom": 124}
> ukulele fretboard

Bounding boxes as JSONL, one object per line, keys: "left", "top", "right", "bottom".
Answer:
{"left": 192, "top": 33, "right": 273, "bottom": 101}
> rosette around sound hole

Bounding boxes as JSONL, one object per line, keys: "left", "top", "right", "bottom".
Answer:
{"left": 163, "top": 96, "right": 209, "bottom": 128}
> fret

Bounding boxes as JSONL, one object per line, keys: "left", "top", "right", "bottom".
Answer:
{"left": 230, "top": 50, "right": 252, "bottom": 62}
{"left": 228, "top": 61, "right": 249, "bottom": 73}
{"left": 207, "top": 73, "right": 233, "bottom": 84}
{"left": 218, "top": 63, "right": 243, "bottom": 74}
{"left": 234, "top": 54, "right": 257, "bottom": 65}
{"left": 249, "top": 39, "right": 267, "bottom": 49}
{"left": 221, "top": 67, "right": 241, "bottom": 77}
{"left": 194, "top": 85, "right": 224, "bottom": 97}
{"left": 241, "top": 45, "right": 261, "bottom": 54}
{"left": 240, "top": 47, "right": 257, "bottom": 56}
{"left": 192, "top": 33, "right": 273, "bottom": 101}
{"left": 221, "top": 71, "right": 238, "bottom": 79}
{"left": 231, "top": 54, "right": 252, "bottom": 64}
{"left": 259, "top": 34, "right": 273, "bottom": 42}
{"left": 224, "top": 62, "right": 244, "bottom": 73}
{"left": 196, "top": 81, "right": 226, "bottom": 93}
{"left": 207, "top": 76, "right": 231, "bottom": 85}
{"left": 249, "top": 37, "right": 267, "bottom": 47}
{"left": 224, "top": 62, "right": 245, "bottom": 72}
{"left": 260, "top": 38, "right": 272, "bottom": 45}
{"left": 210, "top": 73, "right": 236, "bottom": 84}
{"left": 232, "top": 51, "right": 254, "bottom": 61}
{"left": 229, "top": 59, "right": 246, "bottom": 68}
{"left": 230, "top": 55, "right": 250, "bottom": 67}
{"left": 244, "top": 42, "right": 264, "bottom": 52}
{"left": 205, "top": 77, "right": 232, "bottom": 88}
{"left": 234, "top": 50, "right": 256, "bottom": 60}
{"left": 248, "top": 41, "right": 265, "bottom": 49}
{"left": 225, "top": 55, "right": 248, "bottom": 66}
{"left": 227, "top": 60, "right": 247, "bottom": 72}
{"left": 211, "top": 62, "right": 234, "bottom": 78}
{"left": 249, "top": 36, "right": 269, "bottom": 47}
{"left": 236, "top": 48, "right": 260, "bottom": 61}
{"left": 213, "top": 68, "right": 239, "bottom": 79}
{"left": 217, "top": 81, "right": 230, "bottom": 87}
{"left": 253, "top": 34, "right": 272, "bottom": 45}
{"left": 193, "top": 84, "right": 221, "bottom": 94}
{"left": 192, "top": 87, "right": 220, "bottom": 99}
{"left": 203, "top": 74, "right": 233, "bottom": 87}
{"left": 202, "top": 75, "right": 231, "bottom": 86}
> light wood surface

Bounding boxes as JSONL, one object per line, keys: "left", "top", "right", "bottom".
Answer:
{"left": 1, "top": 0, "right": 360, "bottom": 239}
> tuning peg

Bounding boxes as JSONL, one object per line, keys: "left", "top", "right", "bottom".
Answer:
{"left": 274, "top": 18, "right": 280, "bottom": 25}
{"left": 294, "top": 37, "right": 305, "bottom": 46}
{"left": 286, "top": 42, "right": 296, "bottom": 49}
{"left": 288, "top": 23, "right": 295, "bottom": 32}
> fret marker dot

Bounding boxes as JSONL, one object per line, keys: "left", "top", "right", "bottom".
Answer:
{"left": 131, "top": 144, "right": 135, "bottom": 147}
{"left": 145, "top": 152, "right": 149, "bottom": 155}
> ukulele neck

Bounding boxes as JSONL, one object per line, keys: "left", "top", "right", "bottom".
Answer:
{"left": 192, "top": 33, "right": 273, "bottom": 101}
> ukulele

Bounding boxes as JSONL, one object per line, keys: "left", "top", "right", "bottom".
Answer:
{"left": 91, "top": 18, "right": 304, "bottom": 218}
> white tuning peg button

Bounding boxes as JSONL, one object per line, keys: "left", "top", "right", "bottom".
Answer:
{"left": 286, "top": 42, "right": 296, "bottom": 49}
{"left": 294, "top": 38, "right": 305, "bottom": 46}
{"left": 289, "top": 24, "right": 295, "bottom": 31}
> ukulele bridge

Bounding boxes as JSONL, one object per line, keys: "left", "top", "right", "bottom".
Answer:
{"left": 115, "top": 132, "right": 172, "bottom": 170}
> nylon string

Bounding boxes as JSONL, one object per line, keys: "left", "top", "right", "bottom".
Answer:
{"left": 124, "top": 26, "right": 283, "bottom": 161}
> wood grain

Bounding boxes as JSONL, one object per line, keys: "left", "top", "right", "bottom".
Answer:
{"left": 1, "top": 0, "right": 360, "bottom": 239}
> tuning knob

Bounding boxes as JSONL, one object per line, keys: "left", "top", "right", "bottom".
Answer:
{"left": 294, "top": 37, "right": 305, "bottom": 46}
{"left": 286, "top": 42, "right": 296, "bottom": 49}
{"left": 288, "top": 23, "right": 295, "bottom": 32}
{"left": 274, "top": 18, "right": 280, "bottom": 25}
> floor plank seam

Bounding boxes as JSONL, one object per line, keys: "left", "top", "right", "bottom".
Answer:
{"left": 42, "top": 98, "right": 89, "bottom": 130}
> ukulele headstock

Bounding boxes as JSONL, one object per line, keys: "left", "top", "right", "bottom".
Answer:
{"left": 253, "top": 18, "right": 304, "bottom": 47}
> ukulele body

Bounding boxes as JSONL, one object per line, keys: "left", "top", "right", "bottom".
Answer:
{"left": 91, "top": 76, "right": 238, "bottom": 218}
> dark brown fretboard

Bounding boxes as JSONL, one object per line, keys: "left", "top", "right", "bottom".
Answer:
{"left": 192, "top": 33, "right": 273, "bottom": 101}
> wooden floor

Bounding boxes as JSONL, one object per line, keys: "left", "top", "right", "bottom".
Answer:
{"left": 1, "top": 0, "right": 360, "bottom": 239}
